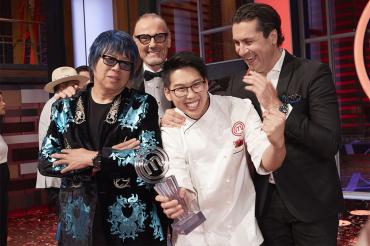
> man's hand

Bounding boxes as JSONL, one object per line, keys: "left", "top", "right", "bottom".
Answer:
{"left": 112, "top": 138, "right": 140, "bottom": 150}
{"left": 262, "top": 108, "right": 286, "bottom": 148}
{"left": 52, "top": 148, "right": 97, "bottom": 174}
{"left": 54, "top": 85, "right": 79, "bottom": 99}
{"left": 155, "top": 188, "right": 187, "bottom": 219}
{"left": 243, "top": 71, "right": 281, "bottom": 109}
{"left": 161, "top": 108, "right": 186, "bottom": 127}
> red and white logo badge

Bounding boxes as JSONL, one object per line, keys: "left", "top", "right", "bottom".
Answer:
{"left": 232, "top": 121, "right": 245, "bottom": 136}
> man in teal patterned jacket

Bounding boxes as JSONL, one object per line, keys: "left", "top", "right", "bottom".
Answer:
{"left": 38, "top": 30, "right": 168, "bottom": 246}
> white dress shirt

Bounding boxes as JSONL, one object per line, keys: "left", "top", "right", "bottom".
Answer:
{"left": 0, "top": 134, "right": 8, "bottom": 164}
{"left": 36, "top": 97, "right": 61, "bottom": 188}
{"left": 143, "top": 63, "right": 171, "bottom": 117}
{"left": 161, "top": 94, "right": 271, "bottom": 246}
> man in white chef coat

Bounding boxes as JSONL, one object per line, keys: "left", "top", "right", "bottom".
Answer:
{"left": 156, "top": 51, "right": 286, "bottom": 246}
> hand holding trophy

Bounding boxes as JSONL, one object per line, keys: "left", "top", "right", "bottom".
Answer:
{"left": 135, "top": 147, "right": 206, "bottom": 235}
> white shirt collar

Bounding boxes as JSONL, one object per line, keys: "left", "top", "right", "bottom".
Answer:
{"left": 266, "top": 49, "right": 285, "bottom": 87}
{"left": 269, "top": 49, "right": 285, "bottom": 74}
{"left": 143, "top": 63, "right": 162, "bottom": 73}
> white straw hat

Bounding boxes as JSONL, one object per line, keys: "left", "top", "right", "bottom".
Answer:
{"left": 44, "top": 66, "right": 89, "bottom": 93}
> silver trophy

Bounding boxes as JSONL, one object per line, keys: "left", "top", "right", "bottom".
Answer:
{"left": 135, "top": 147, "right": 206, "bottom": 235}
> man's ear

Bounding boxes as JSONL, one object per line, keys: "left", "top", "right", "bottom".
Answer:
{"left": 167, "top": 32, "right": 172, "bottom": 48}
{"left": 204, "top": 78, "right": 209, "bottom": 92}
{"left": 269, "top": 29, "right": 278, "bottom": 46}
{"left": 164, "top": 87, "right": 172, "bottom": 102}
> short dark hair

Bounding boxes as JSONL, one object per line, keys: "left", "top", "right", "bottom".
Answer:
{"left": 162, "top": 51, "right": 207, "bottom": 88}
{"left": 75, "top": 65, "right": 89, "bottom": 74}
{"left": 233, "top": 3, "right": 284, "bottom": 46}
{"left": 88, "top": 30, "right": 138, "bottom": 81}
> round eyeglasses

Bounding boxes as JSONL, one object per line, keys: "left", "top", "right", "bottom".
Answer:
{"left": 135, "top": 33, "right": 168, "bottom": 45}
{"left": 170, "top": 80, "right": 206, "bottom": 98}
{"left": 101, "top": 55, "right": 132, "bottom": 71}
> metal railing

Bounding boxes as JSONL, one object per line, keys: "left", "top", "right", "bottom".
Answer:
{"left": 0, "top": 17, "right": 47, "bottom": 65}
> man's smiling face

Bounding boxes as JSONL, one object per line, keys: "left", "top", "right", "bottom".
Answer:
{"left": 133, "top": 16, "right": 171, "bottom": 72}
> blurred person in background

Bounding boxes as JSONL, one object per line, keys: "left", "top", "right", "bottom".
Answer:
{"left": 76, "top": 65, "right": 91, "bottom": 82}
{"left": 36, "top": 67, "right": 89, "bottom": 211}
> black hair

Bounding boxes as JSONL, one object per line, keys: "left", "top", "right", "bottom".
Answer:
{"left": 162, "top": 51, "right": 207, "bottom": 88}
{"left": 88, "top": 30, "right": 138, "bottom": 81}
{"left": 75, "top": 65, "right": 89, "bottom": 74}
{"left": 233, "top": 3, "right": 284, "bottom": 46}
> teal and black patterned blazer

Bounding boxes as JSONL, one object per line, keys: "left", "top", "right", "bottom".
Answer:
{"left": 38, "top": 83, "right": 168, "bottom": 246}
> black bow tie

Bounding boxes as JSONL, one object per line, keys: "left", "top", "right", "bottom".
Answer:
{"left": 143, "top": 70, "right": 162, "bottom": 81}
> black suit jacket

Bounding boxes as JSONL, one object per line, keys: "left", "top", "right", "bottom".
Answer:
{"left": 226, "top": 51, "right": 344, "bottom": 222}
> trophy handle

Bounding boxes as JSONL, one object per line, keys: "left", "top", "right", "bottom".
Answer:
{"left": 154, "top": 175, "right": 206, "bottom": 234}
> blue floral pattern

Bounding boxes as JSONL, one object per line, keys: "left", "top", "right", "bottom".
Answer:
{"left": 51, "top": 99, "right": 74, "bottom": 133}
{"left": 136, "top": 130, "right": 158, "bottom": 157}
{"left": 62, "top": 196, "right": 91, "bottom": 241}
{"left": 107, "top": 194, "right": 148, "bottom": 241}
{"left": 149, "top": 205, "right": 165, "bottom": 241}
{"left": 118, "top": 95, "right": 148, "bottom": 131}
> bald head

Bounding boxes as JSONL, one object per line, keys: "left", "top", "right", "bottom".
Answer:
{"left": 133, "top": 13, "right": 171, "bottom": 72}
{"left": 134, "top": 13, "right": 169, "bottom": 33}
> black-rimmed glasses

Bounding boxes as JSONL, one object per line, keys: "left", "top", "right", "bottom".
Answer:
{"left": 135, "top": 33, "right": 168, "bottom": 45}
{"left": 170, "top": 80, "right": 206, "bottom": 98}
{"left": 101, "top": 55, "right": 132, "bottom": 71}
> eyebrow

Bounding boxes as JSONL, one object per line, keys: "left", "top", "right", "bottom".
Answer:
{"left": 172, "top": 79, "right": 203, "bottom": 88}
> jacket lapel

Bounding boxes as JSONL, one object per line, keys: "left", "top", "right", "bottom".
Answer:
{"left": 276, "top": 51, "right": 296, "bottom": 96}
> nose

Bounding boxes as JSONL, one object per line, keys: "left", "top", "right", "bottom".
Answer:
{"left": 148, "top": 37, "right": 158, "bottom": 48}
{"left": 238, "top": 43, "right": 250, "bottom": 57}
{"left": 111, "top": 62, "right": 120, "bottom": 71}
{"left": 186, "top": 87, "right": 197, "bottom": 99}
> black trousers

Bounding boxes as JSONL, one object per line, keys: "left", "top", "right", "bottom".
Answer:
{"left": 0, "top": 163, "right": 9, "bottom": 246}
{"left": 259, "top": 184, "right": 338, "bottom": 246}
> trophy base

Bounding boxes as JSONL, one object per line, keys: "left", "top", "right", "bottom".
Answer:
{"left": 172, "top": 211, "right": 206, "bottom": 235}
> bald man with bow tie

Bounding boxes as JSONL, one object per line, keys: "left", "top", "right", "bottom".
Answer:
{"left": 127, "top": 13, "right": 172, "bottom": 118}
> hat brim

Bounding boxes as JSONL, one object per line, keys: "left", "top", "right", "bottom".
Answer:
{"left": 44, "top": 75, "right": 89, "bottom": 93}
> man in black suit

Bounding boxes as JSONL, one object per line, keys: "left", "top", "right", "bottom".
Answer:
{"left": 229, "top": 3, "right": 343, "bottom": 245}
{"left": 128, "top": 13, "right": 172, "bottom": 118}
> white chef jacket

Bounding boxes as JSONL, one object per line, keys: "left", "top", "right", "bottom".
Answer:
{"left": 36, "top": 97, "right": 61, "bottom": 188}
{"left": 0, "top": 134, "right": 8, "bottom": 164}
{"left": 161, "top": 94, "right": 271, "bottom": 246}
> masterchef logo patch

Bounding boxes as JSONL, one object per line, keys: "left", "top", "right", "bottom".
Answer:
{"left": 232, "top": 121, "right": 245, "bottom": 136}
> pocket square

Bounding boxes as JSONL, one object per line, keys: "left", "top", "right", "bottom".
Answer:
{"left": 280, "top": 93, "right": 302, "bottom": 105}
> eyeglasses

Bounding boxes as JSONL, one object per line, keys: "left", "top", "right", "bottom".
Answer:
{"left": 170, "top": 80, "right": 206, "bottom": 98}
{"left": 101, "top": 55, "right": 132, "bottom": 71}
{"left": 135, "top": 33, "right": 168, "bottom": 45}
